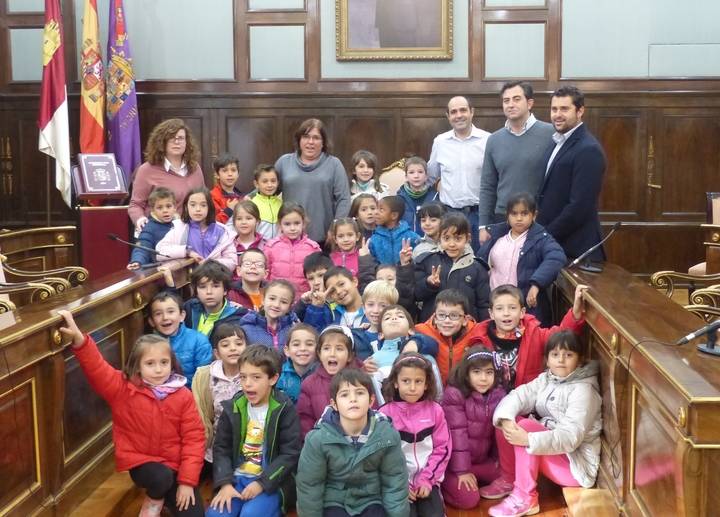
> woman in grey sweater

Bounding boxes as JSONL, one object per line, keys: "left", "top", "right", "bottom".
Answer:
{"left": 275, "top": 119, "right": 351, "bottom": 244}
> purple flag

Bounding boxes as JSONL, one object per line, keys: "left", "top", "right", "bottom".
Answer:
{"left": 106, "top": 0, "right": 141, "bottom": 183}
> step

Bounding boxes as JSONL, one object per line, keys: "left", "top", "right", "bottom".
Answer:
{"left": 562, "top": 487, "right": 617, "bottom": 517}
{"left": 72, "top": 471, "right": 142, "bottom": 517}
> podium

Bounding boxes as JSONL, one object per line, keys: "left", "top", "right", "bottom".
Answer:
{"left": 79, "top": 205, "right": 131, "bottom": 279}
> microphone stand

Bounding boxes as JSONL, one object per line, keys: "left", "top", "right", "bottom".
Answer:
{"left": 698, "top": 330, "right": 720, "bottom": 356}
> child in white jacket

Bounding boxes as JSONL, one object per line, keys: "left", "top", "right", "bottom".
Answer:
{"left": 489, "top": 330, "right": 602, "bottom": 517}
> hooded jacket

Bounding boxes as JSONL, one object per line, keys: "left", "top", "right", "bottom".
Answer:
{"left": 296, "top": 408, "right": 409, "bottom": 517}
{"left": 379, "top": 400, "right": 451, "bottom": 492}
{"left": 163, "top": 322, "right": 212, "bottom": 386}
{"left": 369, "top": 221, "right": 420, "bottom": 265}
{"left": 297, "top": 365, "right": 335, "bottom": 437}
{"left": 212, "top": 389, "right": 301, "bottom": 511}
{"left": 183, "top": 298, "right": 247, "bottom": 333}
{"left": 265, "top": 233, "right": 321, "bottom": 300}
{"left": 73, "top": 335, "right": 205, "bottom": 486}
{"left": 442, "top": 384, "right": 506, "bottom": 473}
{"left": 493, "top": 360, "right": 603, "bottom": 488}
{"left": 240, "top": 309, "right": 299, "bottom": 352}
{"left": 414, "top": 248, "right": 490, "bottom": 321}
{"left": 129, "top": 215, "right": 173, "bottom": 265}
{"left": 397, "top": 185, "right": 439, "bottom": 234}
{"left": 473, "top": 309, "right": 584, "bottom": 388}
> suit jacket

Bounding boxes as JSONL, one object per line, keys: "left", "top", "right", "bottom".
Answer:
{"left": 536, "top": 124, "right": 606, "bottom": 261}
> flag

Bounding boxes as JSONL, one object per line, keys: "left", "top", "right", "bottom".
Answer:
{"left": 79, "top": 0, "right": 105, "bottom": 153}
{"left": 38, "top": 0, "right": 71, "bottom": 207}
{"left": 106, "top": 0, "right": 141, "bottom": 183}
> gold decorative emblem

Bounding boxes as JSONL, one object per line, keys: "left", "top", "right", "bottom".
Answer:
{"left": 42, "top": 19, "right": 61, "bottom": 66}
{"left": 677, "top": 406, "right": 687, "bottom": 427}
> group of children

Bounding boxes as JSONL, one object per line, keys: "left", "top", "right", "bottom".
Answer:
{"left": 73, "top": 150, "right": 606, "bottom": 517}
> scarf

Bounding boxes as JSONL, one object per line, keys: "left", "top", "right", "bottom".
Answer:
{"left": 143, "top": 372, "right": 187, "bottom": 400}
{"left": 487, "top": 321, "right": 523, "bottom": 391}
{"left": 403, "top": 183, "right": 428, "bottom": 200}
{"left": 187, "top": 221, "right": 224, "bottom": 258}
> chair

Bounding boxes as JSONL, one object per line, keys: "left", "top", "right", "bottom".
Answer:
{"left": 379, "top": 158, "right": 407, "bottom": 194}
{"left": 688, "top": 192, "right": 720, "bottom": 275}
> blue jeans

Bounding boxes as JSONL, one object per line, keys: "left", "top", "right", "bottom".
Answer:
{"left": 205, "top": 475, "right": 280, "bottom": 517}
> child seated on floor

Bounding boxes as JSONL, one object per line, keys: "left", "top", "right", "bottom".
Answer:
{"left": 489, "top": 331, "right": 602, "bottom": 517}
{"left": 276, "top": 323, "right": 318, "bottom": 404}
{"left": 297, "top": 325, "right": 356, "bottom": 437}
{"left": 296, "top": 368, "right": 409, "bottom": 517}
{"left": 192, "top": 322, "right": 247, "bottom": 463}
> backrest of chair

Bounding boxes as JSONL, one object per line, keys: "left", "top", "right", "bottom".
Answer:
{"left": 707, "top": 192, "right": 720, "bottom": 224}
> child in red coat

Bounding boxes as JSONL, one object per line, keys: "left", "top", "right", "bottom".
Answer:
{"left": 58, "top": 310, "right": 205, "bottom": 517}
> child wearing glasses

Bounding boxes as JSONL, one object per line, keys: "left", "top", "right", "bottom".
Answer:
{"left": 414, "top": 213, "right": 490, "bottom": 322}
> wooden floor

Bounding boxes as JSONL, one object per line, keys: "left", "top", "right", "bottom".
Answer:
{"left": 74, "top": 470, "right": 570, "bottom": 516}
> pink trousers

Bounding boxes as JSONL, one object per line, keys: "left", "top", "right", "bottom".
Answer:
{"left": 441, "top": 458, "right": 500, "bottom": 510}
{"left": 502, "top": 417, "right": 580, "bottom": 498}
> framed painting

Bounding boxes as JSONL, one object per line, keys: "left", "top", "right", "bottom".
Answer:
{"left": 336, "top": 0, "right": 453, "bottom": 61}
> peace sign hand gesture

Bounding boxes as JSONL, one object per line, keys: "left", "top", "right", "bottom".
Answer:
{"left": 427, "top": 265, "right": 441, "bottom": 287}
{"left": 399, "top": 238, "right": 413, "bottom": 266}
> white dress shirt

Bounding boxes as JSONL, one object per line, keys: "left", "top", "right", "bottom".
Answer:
{"left": 164, "top": 157, "right": 188, "bottom": 177}
{"left": 546, "top": 122, "right": 583, "bottom": 175}
{"left": 427, "top": 125, "right": 490, "bottom": 208}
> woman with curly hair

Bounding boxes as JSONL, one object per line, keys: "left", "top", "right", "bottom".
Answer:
{"left": 128, "top": 118, "right": 206, "bottom": 233}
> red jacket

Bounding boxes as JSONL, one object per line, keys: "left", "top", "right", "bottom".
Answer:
{"left": 211, "top": 184, "right": 244, "bottom": 224}
{"left": 473, "top": 309, "right": 585, "bottom": 387}
{"left": 73, "top": 335, "right": 205, "bottom": 486}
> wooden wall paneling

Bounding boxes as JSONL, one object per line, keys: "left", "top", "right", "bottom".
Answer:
{"left": 335, "top": 116, "right": 395, "bottom": 174}
{"left": 399, "top": 116, "right": 451, "bottom": 161}
{"left": 592, "top": 109, "right": 646, "bottom": 220}
{"left": 222, "top": 114, "right": 278, "bottom": 193}
{"left": 654, "top": 109, "right": 720, "bottom": 221}
{"left": 281, "top": 114, "right": 335, "bottom": 156}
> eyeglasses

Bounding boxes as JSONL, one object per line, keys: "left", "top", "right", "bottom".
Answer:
{"left": 241, "top": 261, "right": 266, "bottom": 269}
{"left": 434, "top": 312, "right": 464, "bottom": 322}
{"left": 171, "top": 135, "right": 186, "bottom": 142}
{"left": 300, "top": 134, "right": 322, "bottom": 142}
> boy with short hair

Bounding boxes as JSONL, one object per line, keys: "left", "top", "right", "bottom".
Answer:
{"left": 183, "top": 261, "right": 248, "bottom": 336}
{"left": 147, "top": 290, "right": 212, "bottom": 386}
{"left": 415, "top": 212, "right": 490, "bottom": 321}
{"left": 211, "top": 153, "right": 244, "bottom": 225}
{"left": 127, "top": 187, "right": 176, "bottom": 269}
{"left": 228, "top": 248, "right": 267, "bottom": 311}
{"left": 208, "top": 345, "right": 300, "bottom": 517}
{"left": 294, "top": 252, "right": 334, "bottom": 322}
{"left": 277, "top": 323, "right": 318, "bottom": 404}
{"left": 369, "top": 195, "right": 420, "bottom": 265}
{"left": 296, "top": 368, "right": 409, "bottom": 517}
{"left": 351, "top": 279, "right": 399, "bottom": 360}
{"left": 304, "top": 266, "right": 364, "bottom": 332}
{"left": 397, "top": 156, "right": 439, "bottom": 234}
{"left": 415, "top": 288, "right": 486, "bottom": 385}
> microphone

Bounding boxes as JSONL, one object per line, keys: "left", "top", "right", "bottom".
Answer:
{"left": 675, "top": 319, "right": 720, "bottom": 346}
{"left": 568, "top": 222, "right": 622, "bottom": 272}
{"left": 107, "top": 233, "right": 172, "bottom": 258}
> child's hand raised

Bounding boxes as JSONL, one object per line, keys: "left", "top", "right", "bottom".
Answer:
{"left": 57, "top": 310, "right": 85, "bottom": 348}
{"left": 427, "top": 265, "right": 441, "bottom": 287}
{"left": 359, "top": 237, "right": 370, "bottom": 257}
{"left": 572, "top": 284, "right": 589, "bottom": 320}
{"left": 399, "top": 238, "right": 412, "bottom": 266}
{"left": 210, "top": 484, "right": 242, "bottom": 512}
{"left": 526, "top": 285, "right": 539, "bottom": 308}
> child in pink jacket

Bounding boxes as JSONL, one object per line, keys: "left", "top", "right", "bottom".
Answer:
{"left": 379, "top": 353, "right": 451, "bottom": 516}
{"left": 157, "top": 187, "right": 237, "bottom": 271}
{"left": 264, "top": 202, "right": 321, "bottom": 301}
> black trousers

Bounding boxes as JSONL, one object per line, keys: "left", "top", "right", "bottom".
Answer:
{"left": 410, "top": 486, "right": 445, "bottom": 517}
{"left": 129, "top": 462, "right": 204, "bottom": 517}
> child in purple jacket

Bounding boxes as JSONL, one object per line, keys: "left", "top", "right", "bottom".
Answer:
{"left": 441, "top": 346, "right": 506, "bottom": 510}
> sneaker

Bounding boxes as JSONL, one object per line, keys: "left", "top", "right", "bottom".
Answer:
{"left": 479, "top": 478, "right": 514, "bottom": 499}
{"left": 138, "top": 496, "right": 164, "bottom": 517}
{"left": 488, "top": 492, "right": 540, "bottom": 517}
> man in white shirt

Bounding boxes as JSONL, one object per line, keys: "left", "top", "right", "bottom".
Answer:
{"left": 427, "top": 96, "right": 490, "bottom": 250}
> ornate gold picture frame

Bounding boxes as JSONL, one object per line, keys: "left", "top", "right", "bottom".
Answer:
{"left": 336, "top": 0, "right": 453, "bottom": 61}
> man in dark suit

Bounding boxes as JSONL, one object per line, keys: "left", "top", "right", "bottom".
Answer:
{"left": 537, "top": 86, "right": 606, "bottom": 262}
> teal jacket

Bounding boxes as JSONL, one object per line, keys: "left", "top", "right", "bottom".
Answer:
{"left": 212, "top": 389, "right": 301, "bottom": 512}
{"left": 296, "top": 408, "right": 409, "bottom": 517}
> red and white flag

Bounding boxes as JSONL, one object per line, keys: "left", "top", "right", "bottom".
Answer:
{"left": 38, "top": 0, "right": 71, "bottom": 207}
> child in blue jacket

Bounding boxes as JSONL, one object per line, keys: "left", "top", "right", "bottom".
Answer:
{"left": 369, "top": 196, "right": 420, "bottom": 265}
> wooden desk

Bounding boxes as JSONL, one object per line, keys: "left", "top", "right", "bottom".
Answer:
{"left": 556, "top": 264, "right": 720, "bottom": 517}
{"left": 0, "top": 261, "right": 192, "bottom": 516}
{"left": 702, "top": 224, "right": 720, "bottom": 274}
{"left": 0, "top": 226, "right": 78, "bottom": 271}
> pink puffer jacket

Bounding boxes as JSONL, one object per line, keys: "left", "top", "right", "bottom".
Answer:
{"left": 265, "top": 234, "right": 321, "bottom": 300}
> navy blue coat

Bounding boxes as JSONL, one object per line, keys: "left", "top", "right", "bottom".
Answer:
{"left": 478, "top": 221, "right": 566, "bottom": 325}
{"left": 129, "top": 216, "right": 173, "bottom": 265}
{"left": 536, "top": 124, "right": 606, "bottom": 261}
{"left": 397, "top": 186, "right": 439, "bottom": 234}
{"left": 414, "top": 249, "right": 490, "bottom": 322}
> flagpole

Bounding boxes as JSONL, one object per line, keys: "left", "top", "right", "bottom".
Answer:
{"left": 45, "top": 155, "right": 52, "bottom": 226}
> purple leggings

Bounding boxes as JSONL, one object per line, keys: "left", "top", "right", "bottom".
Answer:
{"left": 441, "top": 458, "right": 500, "bottom": 510}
